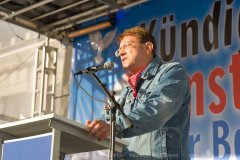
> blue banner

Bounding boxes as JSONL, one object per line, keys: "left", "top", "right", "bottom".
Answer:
{"left": 69, "top": 0, "right": 240, "bottom": 159}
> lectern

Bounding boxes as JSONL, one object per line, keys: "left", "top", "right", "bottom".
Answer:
{"left": 0, "top": 114, "right": 127, "bottom": 160}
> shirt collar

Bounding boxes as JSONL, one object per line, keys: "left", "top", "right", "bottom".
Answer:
{"left": 125, "top": 56, "right": 162, "bottom": 89}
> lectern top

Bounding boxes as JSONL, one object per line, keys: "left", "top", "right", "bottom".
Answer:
{"left": 0, "top": 113, "right": 127, "bottom": 154}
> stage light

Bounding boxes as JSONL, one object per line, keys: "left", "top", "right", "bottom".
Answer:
{"left": 67, "top": 20, "right": 113, "bottom": 38}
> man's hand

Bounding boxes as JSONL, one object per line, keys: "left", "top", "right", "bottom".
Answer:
{"left": 85, "top": 120, "right": 110, "bottom": 141}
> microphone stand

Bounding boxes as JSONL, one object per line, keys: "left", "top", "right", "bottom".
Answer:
{"left": 87, "top": 72, "right": 129, "bottom": 160}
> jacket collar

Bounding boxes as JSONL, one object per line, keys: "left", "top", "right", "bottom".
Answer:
{"left": 141, "top": 56, "right": 162, "bottom": 79}
{"left": 125, "top": 56, "right": 162, "bottom": 89}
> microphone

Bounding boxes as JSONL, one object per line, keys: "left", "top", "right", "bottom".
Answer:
{"left": 74, "top": 61, "right": 114, "bottom": 75}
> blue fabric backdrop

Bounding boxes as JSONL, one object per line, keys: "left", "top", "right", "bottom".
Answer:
{"left": 69, "top": 0, "right": 240, "bottom": 159}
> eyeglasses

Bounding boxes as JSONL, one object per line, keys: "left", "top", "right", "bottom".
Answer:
{"left": 115, "top": 41, "right": 145, "bottom": 57}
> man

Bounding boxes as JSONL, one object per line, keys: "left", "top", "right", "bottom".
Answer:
{"left": 85, "top": 26, "right": 191, "bottom": 159}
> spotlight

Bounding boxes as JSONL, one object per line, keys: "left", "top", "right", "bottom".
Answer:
{"left": 67, "top": 20, "right": 113, "bottom": 38}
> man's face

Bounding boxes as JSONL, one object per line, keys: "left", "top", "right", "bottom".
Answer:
{"left": 118, "top": 36, "right": 147, "bottom": 74}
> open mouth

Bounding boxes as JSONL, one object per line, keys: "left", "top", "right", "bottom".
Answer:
{"left": 121, "top": 56, "right": 127, "bottom": 62}
{"left": 121, "top": 59, "right": 126, "bottom": 63}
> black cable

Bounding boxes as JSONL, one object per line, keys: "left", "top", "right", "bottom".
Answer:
{"left": 54, "top": 94, "right": 70, "bottom": 99}
{"left": 7, "top": 22, "right": 24, "bottom": 41}
{"left": 7, "top": 22, "right": 41, "bottom": 41}
{"left": 0, "top": 53, "right": 34, "bottom": 86}
{"left": 71, "top": 70, "right": 109, "bottom": 106}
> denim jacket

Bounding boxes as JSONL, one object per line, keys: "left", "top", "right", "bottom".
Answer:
{"left": 105, "top": 56, "right": 190, "bottom": 160}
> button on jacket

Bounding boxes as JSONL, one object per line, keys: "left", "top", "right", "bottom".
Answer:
{"left": 105, "top": 56, "right": 191, "bottom": 160}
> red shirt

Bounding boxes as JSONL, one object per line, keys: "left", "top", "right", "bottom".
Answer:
{"left": 127, "top": 67, "right": 146, "bottom": 98}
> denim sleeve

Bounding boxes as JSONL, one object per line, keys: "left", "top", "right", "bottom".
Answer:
{"left": 99, "top": 86, "right": 131, "bottom": 137}
{"left": 116, "top": 63, "right": 190, "bottom": 138}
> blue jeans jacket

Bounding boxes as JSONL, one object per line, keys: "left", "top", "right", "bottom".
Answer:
{"left": 105, "top": 56, "right": 190, "bottom": 160}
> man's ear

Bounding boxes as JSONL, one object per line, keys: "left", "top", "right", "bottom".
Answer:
{"left": 145, "top": 42, "right": 154, "bottom": 55}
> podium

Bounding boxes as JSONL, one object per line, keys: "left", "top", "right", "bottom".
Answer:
{"left": 0, "top": 114, "right": 127, "bottom": 160}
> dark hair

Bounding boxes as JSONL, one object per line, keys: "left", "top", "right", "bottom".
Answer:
{"left": 117, "top": 26, "right": 156, "bottom": 56}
